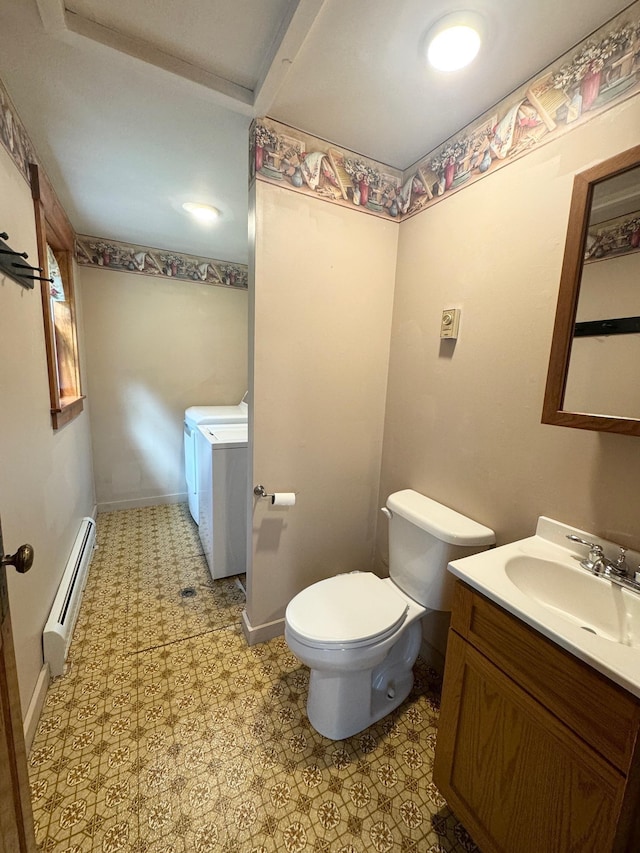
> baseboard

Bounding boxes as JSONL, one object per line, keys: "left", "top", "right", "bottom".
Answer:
{"left": 96, "top": 492, "right": 188, "bottom": 513}
{"left": 23, "top": 663, "right": 50, "bottom": 754}
{"left": 241, "top": 609, "right": 284, "bottom": 646}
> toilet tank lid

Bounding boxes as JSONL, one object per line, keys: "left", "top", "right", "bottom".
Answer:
{"left": 386, "top": 490, "right": 495, "bottom": 547}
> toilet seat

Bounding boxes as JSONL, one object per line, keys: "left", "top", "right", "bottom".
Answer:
{"left": 285, "top": 572, "right": 408, "bottom": 649}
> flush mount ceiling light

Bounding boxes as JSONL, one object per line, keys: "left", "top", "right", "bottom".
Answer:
{"left": 426, "top": 12, "right": 483, "bottom": 72}
{"left": 182, "top": 201, "right": 221, "bottom": 223}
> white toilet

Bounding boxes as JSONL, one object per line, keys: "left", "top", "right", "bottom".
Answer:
{"left": 284, "top": 489, "right": 495, "bottom": 740}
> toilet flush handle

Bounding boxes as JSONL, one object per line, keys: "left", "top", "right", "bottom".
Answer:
{"left": 380, "top": 507, "right": 392, "bottom": 519}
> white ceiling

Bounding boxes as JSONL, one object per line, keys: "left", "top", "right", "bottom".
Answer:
{"left": 64, "top": 0, "right": 294, "bottom": 92}
{"left": 0, "top": 0, "right": 633, "bottom": 264}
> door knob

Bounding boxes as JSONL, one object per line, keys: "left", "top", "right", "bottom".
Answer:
{"left": 2, "top": 544, "right": 34, "bottom": 573}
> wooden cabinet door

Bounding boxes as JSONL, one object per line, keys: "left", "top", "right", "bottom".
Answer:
{"left": 434, "top": 630, "right": 623, "bottom": 853}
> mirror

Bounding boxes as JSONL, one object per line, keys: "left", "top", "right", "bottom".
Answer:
{"left": 542, "top": 144, "right": 640, "bottom": 436}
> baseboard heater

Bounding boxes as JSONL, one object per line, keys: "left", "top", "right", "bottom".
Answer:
{"left": 43, "top": 516, "right": 96, "bottom": 677}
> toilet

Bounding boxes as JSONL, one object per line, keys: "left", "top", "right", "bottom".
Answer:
{"left": 284, "top": 489, "right": 495, "bottom": 740}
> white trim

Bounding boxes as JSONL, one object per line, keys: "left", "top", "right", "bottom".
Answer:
{"left": 253, "top": 0, "right": 326, "bottom": 115}
{"left": 37, "top": 0, "right": 325, "bottom": 117}
{"left": 34, "top": 0, "right": 66, "bottom": 32}
{"left": 96, "top": 492, "right": 187, "bottom": 513}
{"left": 23, "top": 663, "right": 50, "bottom": 754}
{"left": 241, "top": 609, "right": 284, "bottom": 646}
{"left": 67, "top": 13, "right": 254, "bottom": 112}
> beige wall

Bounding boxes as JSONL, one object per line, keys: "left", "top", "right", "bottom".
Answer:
{"left": 376, "top": 98, "right": 640, "bottom": 666}
{"left": 0, "top": 144, "right": 95, "bottom": 716}
{"left": 247, "top": 183, "right": 398, "bottom": 638}
{"left": 378, "top": 96, "right": 640, "bottom": 584}
{"left": 80, "top": 266, "right": 248, "bottom": 510}
{"left": 248, "top": 98, "right": 640, "bottom": 648}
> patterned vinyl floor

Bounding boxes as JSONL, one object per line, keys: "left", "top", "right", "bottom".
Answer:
{"left": 28, "top": 503, "right": 479, "bottom": 853}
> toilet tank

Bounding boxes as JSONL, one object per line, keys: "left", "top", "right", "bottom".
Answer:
{"left": 386, "top": 490, "right": 495, "bottom": 611}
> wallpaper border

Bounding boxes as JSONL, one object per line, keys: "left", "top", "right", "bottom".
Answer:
{"left": 75, "top": 235, "right": 248, "bottom": 289}
{"left": 0, "top": 76, "right": 38, "bottom": 182}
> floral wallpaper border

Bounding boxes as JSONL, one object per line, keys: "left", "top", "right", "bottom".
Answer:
{"left": 0, "top": 76, "right": 38, "bottom": 182}
{"left": 250, "top": 121, "right": 404, "bottom": 219}
{"left": 75, "top": 235, "right": 248, "bottom": 289}
{"left": 585, "top": 209, "right": 640, "bottom": 262}
{"left": 252, "top": 1, "right": 640, "bottom": 222}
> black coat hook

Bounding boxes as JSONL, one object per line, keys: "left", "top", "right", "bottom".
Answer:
{"left": 12, "top": 262, "right": 43, "bottom": 272}
{"left": 0, "top": 232, "right": 34, "bottom": 289}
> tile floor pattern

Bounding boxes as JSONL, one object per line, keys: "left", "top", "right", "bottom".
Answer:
{"left": 28, "top": 503, "right": 479, "bottom": 853}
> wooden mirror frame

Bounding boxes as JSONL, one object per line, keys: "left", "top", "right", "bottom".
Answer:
{"left": 542, "top": 143, "right": 640, "bottom": 437}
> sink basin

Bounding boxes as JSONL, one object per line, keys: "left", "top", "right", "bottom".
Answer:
{"left": 505, "top": 554, "right": 640, "bottom": 647}
{"left": 447, "top": 516, "right": 640, "bottom": 698}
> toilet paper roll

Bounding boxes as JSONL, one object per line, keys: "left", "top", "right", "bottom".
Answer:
{"left": 271, "top": 492, "right": 296, "bottom": 507}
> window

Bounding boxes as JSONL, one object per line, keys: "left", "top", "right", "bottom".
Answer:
{"left": 30, "top": 164, "right": 84, "bottom": 429}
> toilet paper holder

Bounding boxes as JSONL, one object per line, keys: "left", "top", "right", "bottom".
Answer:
{"left": 253, "top": 485, "right": 296, "bottom": 506}
{"left": 253, "top": 484, "right": 273, "bottom": 499}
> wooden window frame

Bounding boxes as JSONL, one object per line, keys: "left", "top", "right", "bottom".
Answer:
{"left": 30, "top": 163, "right": 85, "bottom": 429}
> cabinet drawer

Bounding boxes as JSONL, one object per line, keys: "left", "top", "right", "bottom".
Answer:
{"left": 450, "top": 581, "right": 640, "bottom": 773}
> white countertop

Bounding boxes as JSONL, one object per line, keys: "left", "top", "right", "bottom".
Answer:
{"left": 448, "top": 517, "right": 640, "bottom": 699}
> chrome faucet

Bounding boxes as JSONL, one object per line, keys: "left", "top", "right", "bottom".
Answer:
{"left": 566, "top": 535, "right": 632, "bottom": 579}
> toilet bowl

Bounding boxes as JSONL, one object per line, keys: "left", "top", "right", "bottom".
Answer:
{"left": 284, "top": 489, "right": 495, "bottom": 740}
{"left": 285, "top": 572, "right": 425, "bottom": 739}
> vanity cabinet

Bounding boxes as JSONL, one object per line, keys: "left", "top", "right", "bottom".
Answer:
{"left": 433, "top": 581, "right": 640, "bottom": 853}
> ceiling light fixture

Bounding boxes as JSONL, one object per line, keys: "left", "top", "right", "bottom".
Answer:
{"left": 426, "top": 12, "right": 482, "bottom": 72}
{"left": 182, "top": 202, "right": 221, "bottom": 223}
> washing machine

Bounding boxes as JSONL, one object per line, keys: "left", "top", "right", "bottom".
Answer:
{"left": 184, "top": 393, "right": 248, "bottom": 523}
{"left": 196, "top": 423, "right": 248, "bottom": 580}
